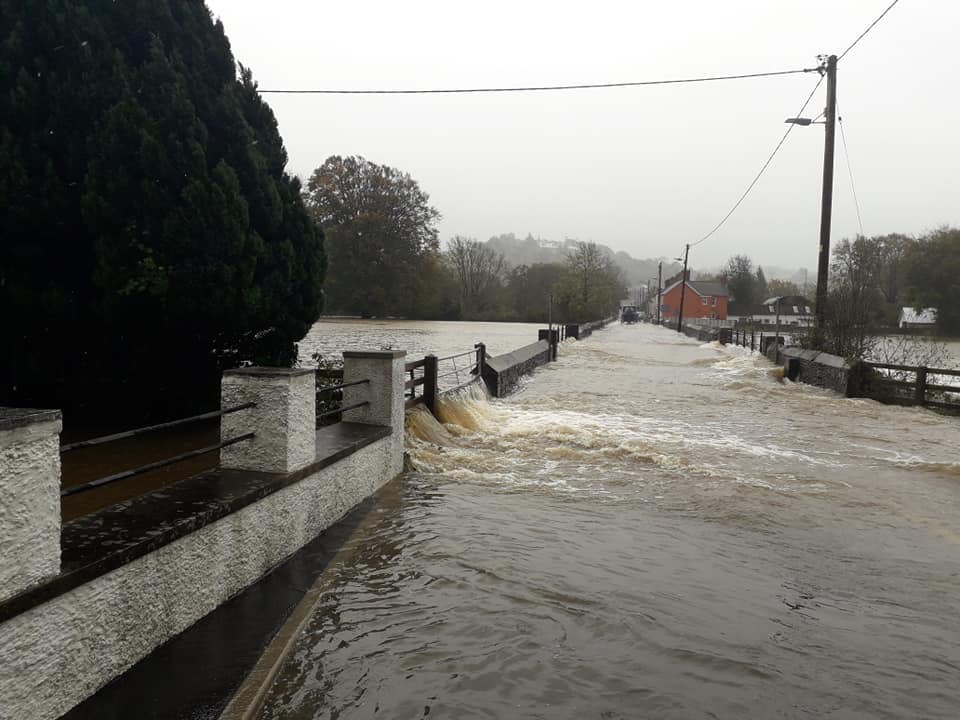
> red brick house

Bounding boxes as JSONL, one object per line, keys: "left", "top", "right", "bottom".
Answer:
{"left": 659, "top": 280, "right": 728, "bottom": 321}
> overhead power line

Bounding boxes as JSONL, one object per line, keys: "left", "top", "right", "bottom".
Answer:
{"left": 689, "top": 74, "right": 826, "bottom": 249}
{"left": 257, "top": 68, "right": 816, "bottom": 95}
{"left": 837, "top": 101, "right": 865, "bottom": 237}
{"left": 839, "top": 0, "right": 902, "bottom": 60}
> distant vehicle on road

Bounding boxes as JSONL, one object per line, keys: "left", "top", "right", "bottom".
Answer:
{"left": 621, "top": 306, "right": 639, "bottom": 324}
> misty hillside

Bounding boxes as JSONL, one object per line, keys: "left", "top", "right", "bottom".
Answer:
{"left": 481, "top": 233, "right": 681, "bottom": 287}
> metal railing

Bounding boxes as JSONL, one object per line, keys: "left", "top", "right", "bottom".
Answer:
{"left": 59, "top": 403, "right": 256, "bottom": 497}
{"left": 435, "top": 349, "right": 480, "bottom": 390}
{"left": 405, "top": 344, "right": 486, "bottom": 412}
{"left": 316, "top": 377, "right": 370, "bottom": 425}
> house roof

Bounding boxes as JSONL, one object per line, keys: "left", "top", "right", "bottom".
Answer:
{"left": 898, "top": 307, "right": 937, "bottom": 324}
{"left": 661, "top": 280, "right": 729, "bottom": 298}
{"left": 729, "top": 299, "right": 813, "bottom": 318}
{"left": 689, "top": 281, "right": 729, "bottom": 297}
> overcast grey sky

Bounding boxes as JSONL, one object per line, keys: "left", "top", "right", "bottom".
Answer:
{"left": 205, "top": 0, "right": 958, "bottom": 274}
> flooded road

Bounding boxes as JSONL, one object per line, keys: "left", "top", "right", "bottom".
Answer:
{"left": 263, "top": 322, "right": 959, "bottom": 718}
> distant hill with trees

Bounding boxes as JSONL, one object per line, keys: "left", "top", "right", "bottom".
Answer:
{"left": 0, "top": 0, "right": 325, "bottom": 421}
{"left": 485, "top": 233, "right": 679, "bottom": 288}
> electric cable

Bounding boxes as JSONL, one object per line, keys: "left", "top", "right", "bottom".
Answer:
{"left": 837, "top": 101, "right": 865, "bottom": 237}
{"left": 689, "top": 74, "right": 825, "bottom": 249}
{"left": 839, "top": 0, "right": 902, "bottom": 61}
{"left": 257, "top": 68, "right": 816, "bottom": 95}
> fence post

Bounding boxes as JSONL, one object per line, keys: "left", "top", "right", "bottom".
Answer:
{"left": 423, "top": 354, "right": 438, "bottom": 414}
{"left": 915, "top": 366, "right": 928, "bottom": 405}
{"left": 0, "top": 409, "right": 62, "bottom": 603}
{"left": 221, "top": 368, "right": 316, "bottom": 474}
{"left": 474, "top": 342, "right": 486, "bottom": 378}
{"left": 751, "top": 329, "right": 755, "bottom": 352}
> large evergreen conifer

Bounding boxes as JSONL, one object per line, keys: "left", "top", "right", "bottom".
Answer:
{"left": 0, "top": 1, "right": 325, "bottom": 421}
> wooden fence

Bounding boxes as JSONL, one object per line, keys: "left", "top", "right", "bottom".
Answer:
{"left": 862, "top": 362, "right": 960, "bottom": 411}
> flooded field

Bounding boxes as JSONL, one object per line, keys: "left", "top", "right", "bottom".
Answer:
{"left": 248, "top": 322, "right": 960, "bottom": 719}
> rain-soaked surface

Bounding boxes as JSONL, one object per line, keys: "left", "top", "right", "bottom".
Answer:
{"left": 253, "top": 321, "right": 960, "bottom": 719}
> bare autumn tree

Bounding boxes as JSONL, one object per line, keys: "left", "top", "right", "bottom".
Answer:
{"left": 304, "top": 155, "right": 440, "bottom": 317}
{"left": 446, "top": 236, "right": 507, "bottom": 318}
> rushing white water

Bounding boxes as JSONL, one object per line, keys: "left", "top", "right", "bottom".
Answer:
{"left": 258, "top": 321, "right": 960, "bottom": 720}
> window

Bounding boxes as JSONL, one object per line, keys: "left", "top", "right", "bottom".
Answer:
{"left": 702, "top": 297, "right": 709, "bottom": 305}
{"left": 793, "top": 305, "right": 799, "bottom": 313}
{"left": 768, "top": 305, "right": 775, "bottom": 313}
{"left": 712, "top": 297, "right": 717, "bottom": 306}
{"left": 805, "top": 306, "right": 812, "bottom": 314}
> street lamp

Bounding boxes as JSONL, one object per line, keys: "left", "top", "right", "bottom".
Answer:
{"left": 786, "top": 54, "right": 837, "bottom": 346}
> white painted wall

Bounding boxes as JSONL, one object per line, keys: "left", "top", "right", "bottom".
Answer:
{"left": 0, "top": 433, "right": 398, "bottom": 720}
{"left": 0, "top": 414, "right": 61, "bottom": 604}
{"left": 0, "top": 353, "right": 405, "bottom": 720}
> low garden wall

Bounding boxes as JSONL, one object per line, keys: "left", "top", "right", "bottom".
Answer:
{"left": 0, "top": 353, "right": 406, "bottom": 720}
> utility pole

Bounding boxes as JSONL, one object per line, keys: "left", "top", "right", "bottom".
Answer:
{"left": 656, "top": 261, "right": 662, "bottom": 325}
{"left": 815, "top": 54, "right": 838, "bottom": 341}
{"left": 675, "top": 244, "right": 690, "bottom": 333}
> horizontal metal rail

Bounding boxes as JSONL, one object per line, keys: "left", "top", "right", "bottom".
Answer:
{"left": 405, "top": 376, "right": 425, "bottom": 390}
{"left": 317, "top": 400, "right": 369, "bottom": 419}
{"left": 437, "top": 366, "right": 476, "bottom": 380}
{"left": 435, "top": 349, "right": 477, "bottom": 363}
{"left": 60, "top": 403, "right": 256, "bottom": 454}
{"left": 316, "top": 378, "right": 369, "bottom": 394}
{"left": 443, "top": 375, "right": 482, "bottom": 395}
{"left": 405, "top": 358, "right": 427, "bottom": 371}
{"left": 60, "top": 433, "right": 255, "bottom": 497}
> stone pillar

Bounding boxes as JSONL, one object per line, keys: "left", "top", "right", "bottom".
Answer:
{"left": 220, "top": 368, "right": 316, "bottom": 474}
{"left": 341, "top": 351, "right": 406, "bottom": 475}
{"left": 0, "top": 409, "right": 62, "bottom": 603}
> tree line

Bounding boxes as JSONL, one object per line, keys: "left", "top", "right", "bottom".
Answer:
{"left": 305, "top": 155, "right": 627, "bottom": 324}
{"left": 698, "top": 230, "right": 959, "bottom": 340}
{"left": 815, "top": 229, "right": 960, "bottom": 358}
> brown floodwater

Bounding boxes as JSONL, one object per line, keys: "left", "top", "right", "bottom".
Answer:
{"left": 247, "top": 322, "right": 960, "bottom": 719}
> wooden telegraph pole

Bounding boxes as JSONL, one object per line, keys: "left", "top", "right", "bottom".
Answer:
{"left": 814, "top": 54, "right": 838, "bottom": 342}
{"left": 675, "top": 244, "right": 690, "bottom": 333}
{"left": 656, "top": 261, "right": 662, "bottom": 325}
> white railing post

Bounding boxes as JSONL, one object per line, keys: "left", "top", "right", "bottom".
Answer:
{"left": 220, "top": 368, "right": 316, "bottom": 474}
{"left": 341, "top": 351, "right": 406, "bottom": 475}
{"left": 0, "top": 409, "right": 62, "bottom": 602}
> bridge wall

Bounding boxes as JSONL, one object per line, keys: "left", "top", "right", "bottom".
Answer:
{"left": 779, "top": 347, "right": 863, "bottom": 397}
{"left": 0, "top": 354, "right": 405, "bottom": 720}
{"left": 482, "top": 340, "right": 551, "bottom": 397}
{"left": 564, "top": 315, "right": 617, "bottom": 340}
